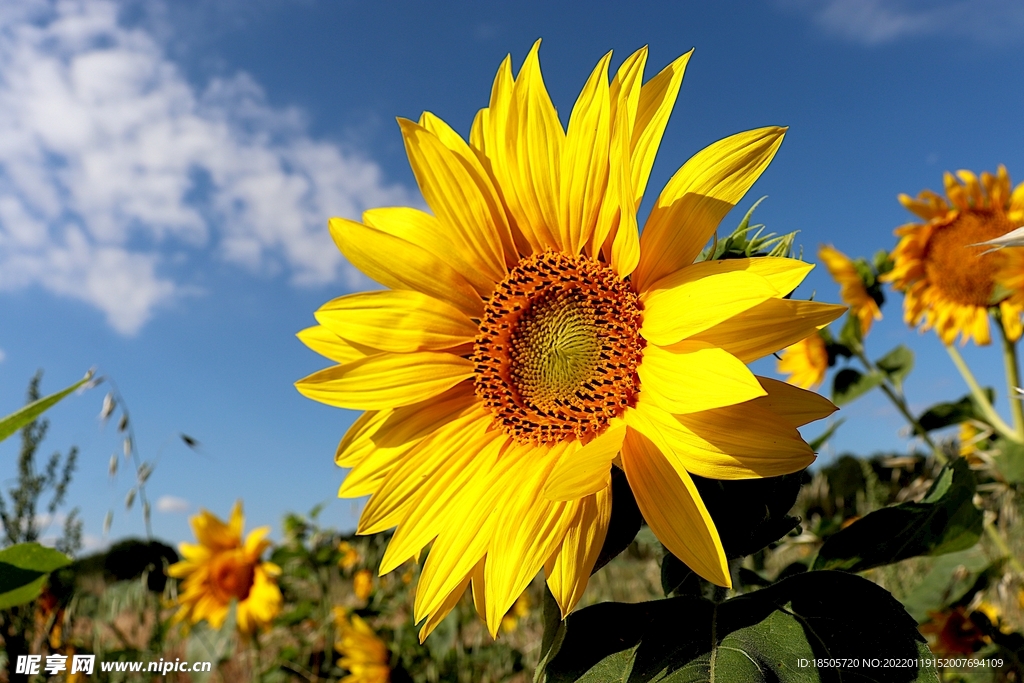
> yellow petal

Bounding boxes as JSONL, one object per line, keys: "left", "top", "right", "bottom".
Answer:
{"left": 417, "top": 572, "right": 473, "bottom": 642}
{"left": 484, "top": 442, "right": 577, "bottom": 636}
{"left": 621, "top": 428, "right": 730, "bottom": 587}
{"left": 358, "top": 410, "right": 492, "bottom": 534}
{"left": 335, "top": 410, "right": 389, "bottom": 468}
{"left": 600, "top": 63, "right": 640, "bottom": 278}
{"left": 637, "top": 342, "right": 766, "bottom": 414}
{"left": 634, "top": 127, "right": 787, "bottom": 292}
{"left": 608, "top": 47, "right": 647, "bottom": 152}
{"left": 507, "top": 40, "right": 565, "bottom": 250}
{"left": 399, "top": 118, "right": 509, "bottom": 282}
{"left": 645, "top": 256, "right": 813, "bottom": 298}
{"left": 544, "top": 486, "right": 611, "bottom": 618}
{"left": 752, "top": 376, "right": 837, "bottom": 428}
{"left": 295, "top": 352, "right": 473, "bottom": 411}
{"left": 544, "top": 426, "right": 625, "bottom": 501}
{"left": 560, "top": 51, "right": 612, "bottom": 255}
{"left": 328, "top": 217, "right": 483, "bottom": 317}
{"left": 625, "top": 397, "right": 815, "bottom": 480}
{"left": 640, "top": 269, "right": 779, "bottom": 345}
{"left": 362, "top": 206, "right": 497, "bottom": 297}
{"left": 688, "top": 298, "right": 846, "bottom": 363}
{"left": 629, "top": 50, "right": 692, "bottom": 206}
{"left": 315, "top": 290, "right": 477, "bottom": 353}
{"left": 297, "top": 325, "right": 377, "bottom": 365}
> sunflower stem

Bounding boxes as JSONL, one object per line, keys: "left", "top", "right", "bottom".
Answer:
{"left": 945, "top": 344, "right": 1021, "bottom": 443}
{"left": 852, "top": 347, "right": 946, "bottom": 464}
{"left": 997, "top": 319, "right": 1024, "bottom": 442}
{"left": 984, "top": 517, "right": 1024, "bottom": 576}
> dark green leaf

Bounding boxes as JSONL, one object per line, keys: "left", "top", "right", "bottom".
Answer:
{"left": 899, "top": 547, "right": 992, "bottom": 622}
{"left": 993, "top": 438, "right": 1024, "bottom": 483}
{"left": 876, "top": 345, "right": 914, "bottom": 389}
{"left": 812, "top": 458, "right": 983, "bottom": 572}
{"left": 809, "top": 418, "right": 845, "bottom": 451}
{"left": 0, "top": 372, "right": 92, "bottom": 444}
{"left": 592, "top": 468, "right": 643, "bottom": 573}
{"left": 916, "top": 390, "right": 995, "bottom": 433}
{"left": 0, "top": 542, "right": 73, "bottom": 608}
{"left": 831, "top": 368, "right": 883, "bottom": 406}
{"left": 541, "top": 571, "right": 937, "bottom": 683}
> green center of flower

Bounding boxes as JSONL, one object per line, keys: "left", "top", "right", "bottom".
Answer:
{"left": 472, "top": 251, "right": 644, "bottom": 444}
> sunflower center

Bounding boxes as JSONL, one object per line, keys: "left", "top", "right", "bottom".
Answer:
{"left": 472, "top": 251, "right": 644, "bottom": 443}
{"left": 924, "top": 208, "right": 1014, "bottom": 307}
{"left": 210, "top": 550, "right": 255, "bottom": 603}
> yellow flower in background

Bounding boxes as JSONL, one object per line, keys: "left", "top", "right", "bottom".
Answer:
{"left": 884, "top": 166, "right": 1024, "bottom": 346}
{"left": 338, "top": 541, "right": 362, "bottom": 571}
{"left": 167, "top": 501, "right": 282, "bottom": 635}
{"left": 353, "top": 569, "right": 373, "bottom": 600}
{"left": 920, "top": 606, "right": 987, "bottom": 656}
{"left": 500, "top": 593, "right": 532, "bottom": 633}
{"left": 296, "top": 42, "right": 843, "bottom": 639}
{"left": 777, "top": 332, "right": 829, "bottom": 389}
{"left": 334, "top": 608, "right": 391, "bottom": 683}
{"left": 818, "top": 245, "right": 881, "bottom": 335}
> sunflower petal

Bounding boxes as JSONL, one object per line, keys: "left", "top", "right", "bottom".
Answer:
{"left": 544, "top": 486, "right": 611, "bottom": 617}
{"left": 638, "top": 342, "right": 765, "bottom": 414}
{"left": 753, "top": 376, "right": 837, "bottom": 428}
{"left": 295, "top": 352, "right": 473, "bottom": 411}
{"left": 418, "top": 572, "right": 473, "bottom": 642}
{"left": 544, "top": 426, "right": 624, "bottom": 501}
{"left": 630, "top": 50, "right": 692, "bottom": 206}
{"left": 688, "top": 299, "right": 846, "bottom": 363}
{"left": 560, "top": 51, "right": 612, "bottom": 255}
{"left": 328, "top": 217, "right": 483, "bottom": 317}
{"left": 608, "top": 47, "right": 647, "bottom": 149}
{"left": 641, "top": 270, "right": 779, "bottom": 345}
{"left": 621, "top": 429, "right": 730, "bottom": 587}
{"left": 635, "top": 127, "right": 787, "bottom": 291}
{"left": 297, "top": 325, "right": 378, "bottom": 365}
{"left": 315, "top": 290, "right": 477, "bottom": 353}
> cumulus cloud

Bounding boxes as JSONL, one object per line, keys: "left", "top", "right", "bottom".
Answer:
{"left": 783, "top": 0, "right": 1024, "bottom": 45}
{"left": 155, "top": 494, "right": 190, "bottom": 513}
{"left": 0, "top": 0, "right": 412, "bottom": 334}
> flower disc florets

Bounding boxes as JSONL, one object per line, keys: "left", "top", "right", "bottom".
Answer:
{"left": 472, "top": 251, "right": 644, "bottom": 443}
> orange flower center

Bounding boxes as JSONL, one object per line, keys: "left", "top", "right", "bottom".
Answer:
{"left": 923, "top": 208, "right": 1014, "bottom": 307}
{"left": 209, "top": 550, "right": 255, "bottom": 603}
{"left": 472, "top": 252, "right": 644, "bottom": 444}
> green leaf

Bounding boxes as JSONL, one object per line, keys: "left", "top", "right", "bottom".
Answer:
{"left": 186, "top": 603, "right": 236, "bottom": 683}
{"left": 876, "top": 345, "right": 914, "bottom": 389}
{"left": 812, "top": 458, "right": 983, "bottom": 572}
{"left": 837, "top": 312, "right": 864, "bottom": 349}
{"left": 899, "top": 547, "right": 993, "bottom": 622}
{"left": 831, "top": 368, "right": 883, "bottom": 406}
{"left": 992, "top": 438, "right": 1024, "bottom": 484}
{"left": 0, "top": 371, "right": 93, "bottom": 444}
{"left": 541, "top": 571, "right": 937, "bottom": 683}
{"left": 809, "top": 418, "right": 845, "bottom": 451}
{"left": 0, "top": 542, "right": 73, "bottom": 608}
{"left": 916, "top": 390, "right": 994, "bottom": 433}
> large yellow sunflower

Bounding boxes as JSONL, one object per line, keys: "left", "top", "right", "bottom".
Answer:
{"left": 884, "top": 166, "right": 1024, "bottom": 345}
{"left": 819, "top": 245, "right": 881, "bottom": 335}
{"left": 296, "top": 42, "right": 843, "bottom": 639}
{"left": 167, "top": 502, "right": 282, "bottom": 635}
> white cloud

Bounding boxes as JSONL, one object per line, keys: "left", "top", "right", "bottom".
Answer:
{"left": 155, "top": 494, "right": 190, "bottom": 513}
{"left": 784, "top": 0, "right": 1024, "bottom": 45}
{"left": 0, "top": 0, "right": 413, "bottom": 334}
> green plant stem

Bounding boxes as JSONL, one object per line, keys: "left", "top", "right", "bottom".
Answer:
{"left": 984, "top": 518, "right": 1024, "bottom": 576}
{"left": 997, "top": 319, "right": 1024, "bottom": 441}
{"left": 945, "top": 344, "right": 1021, "bottom": 443}
{"left": 853, "top": 348, "right": 947, "bottom": 464}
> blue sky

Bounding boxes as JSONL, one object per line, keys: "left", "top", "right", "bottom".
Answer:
{"left": 1, "top": 0, "right": 1023, "bottom": 551}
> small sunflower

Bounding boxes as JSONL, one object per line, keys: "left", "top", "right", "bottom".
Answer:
{"left": 296, "top": 42, "right": 843, "bottom": 639}
{"left": 334, "top": 609, "right": 391, "bottom": 683}
{"left": 884, "top": 166, "right": 1024, "bottom": 345}
{"left": 819, "top": 245, "right": 881, "bottom": 335}
{"left": 167, "top": 501, "right": 282, "bottom": 635}
{"left": 777, "top": 332, "right": 829, "bottom": 389}
{"left": 353, "top": 569, "right": 373, "bottom": 600}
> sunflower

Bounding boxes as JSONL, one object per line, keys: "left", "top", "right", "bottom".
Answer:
{"left": 777, "top": 331, "right": 829, "bottom": 389}
{"left": 819, "top": 245, "right": 881, "bottom": 336}
{"left": 296, "top": 42, "right": 843, "bottom": 639}
{"left": 334, "top": 609, "right": 391, "bottom": 683}
{"left": 884, "top": 166, "right": 1024, "bottom": 345}
{"left": 167, "top": 501, "right": 282, "bottom": 635}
